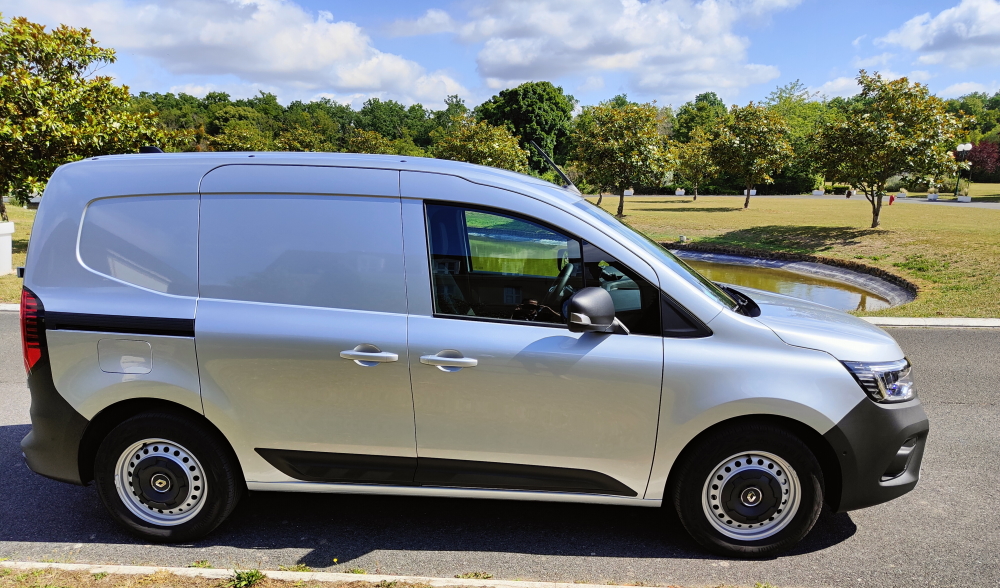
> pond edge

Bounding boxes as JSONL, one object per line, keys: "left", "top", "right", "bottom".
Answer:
{"left": 664, "top": 242, "right": 918, "bottom": 308}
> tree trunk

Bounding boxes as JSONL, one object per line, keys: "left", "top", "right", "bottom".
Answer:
{"left": 616, "top": 190, "right": 626, "bottom": 218}
{"left": 0, "top": 200, "right": 7, "bottom": 223}
{"left": 693, "top": 185, "right": 698, "bottom": 201}
{"left": 744, "top": 183, "right": 752, "bottom": 209}
{"left": 870, "top": 193, "right": 883, "bottom": 228}
{"left": 596, "top": 193, "right": 603, "bottom": 206}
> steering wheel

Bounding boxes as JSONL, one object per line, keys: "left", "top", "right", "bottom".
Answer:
{"left": 542, "top": 261, "right": 575, "bottom": 307}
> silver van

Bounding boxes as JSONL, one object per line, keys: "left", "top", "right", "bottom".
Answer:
{"left": 19, "top": 153, "right": 928, "bottom": 557}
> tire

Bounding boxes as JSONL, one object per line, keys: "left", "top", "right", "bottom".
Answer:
{"left": 670, "top": 422, "right": 824, "bottom": 558}
{"left": 94, "top": 411, "right": 243, "bottom": 542}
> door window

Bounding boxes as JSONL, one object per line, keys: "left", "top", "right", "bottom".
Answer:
{"left": 581, "top": 243, "right": 662, "bottom": 336}
{"left": 426, "top": 204, "right": 583, "bottom": 325}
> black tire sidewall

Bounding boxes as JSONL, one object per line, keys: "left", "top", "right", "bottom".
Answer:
{"left": 94, "top": 411, "right": 241, "bottom": 542}
{"left": 672, "top": 423, "right": 824, "bottom": 557}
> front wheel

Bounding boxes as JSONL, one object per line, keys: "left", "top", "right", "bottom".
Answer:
{"left": 94, "top": 411, "right": 243, "bottom": 542}
{"left": 670, "top": 422, "right": 824, "bottom": 557}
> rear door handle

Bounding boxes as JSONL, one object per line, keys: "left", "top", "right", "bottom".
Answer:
{"left": 420, "top": 350, "right": 478, "bottom": 371}
{"left": 341, "top": 344, "right": 398, "bottom": 366}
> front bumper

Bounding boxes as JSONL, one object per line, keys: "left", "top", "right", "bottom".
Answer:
{"left": 823, "top": 397, "right": 929, "bottom": 512}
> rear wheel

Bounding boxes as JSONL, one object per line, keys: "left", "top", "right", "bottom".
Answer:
{"left": 94, "top": 411, "right": 242, "bottom": 542}
{"left": 671, "top": 422, "right": 824, "bottom": 557}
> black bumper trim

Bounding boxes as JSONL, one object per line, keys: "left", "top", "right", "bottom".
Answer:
{"left": 256, "top": 448, "right": 638, "bottom": 497}
{"left": 46, "top": 312, "right": 195, "bottom": 338}
{"left": 823, "top": 397, "right": 929, "bottom": 512}
{"left": 20, "top": 359, "right": 90, "bottom": 485}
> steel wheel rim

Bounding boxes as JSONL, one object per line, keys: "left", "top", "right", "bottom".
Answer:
{"left": 701, "top": 451, "right": 801, "bottom": 541}
{"left": 114, "top": 438, "right": 207, "bottom": 526}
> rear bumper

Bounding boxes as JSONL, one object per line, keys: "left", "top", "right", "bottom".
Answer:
{"left": 20, "top": 360, "right": 89, "bottom": 485}
{"left": 823, "top": 397, "right": 929, "bottom": 512}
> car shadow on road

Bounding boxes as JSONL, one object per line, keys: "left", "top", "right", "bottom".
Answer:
{"left": 0, "top": 424, "right": 857, "bottom": 563}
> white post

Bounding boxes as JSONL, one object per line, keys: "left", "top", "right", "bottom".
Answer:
{"left": 0, "top": 221, "right": 14, "bottom": 275}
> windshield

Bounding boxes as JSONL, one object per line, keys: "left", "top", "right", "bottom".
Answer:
{"left": 572, "top": 200, "right": 738, "bottom": 310}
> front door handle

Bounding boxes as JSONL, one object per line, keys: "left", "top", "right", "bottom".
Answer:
{"left": 341, "top": 344, "right": 398, "bottom": 367}
{"left": 420, "top": 350, "right": 478, "bottom": 372}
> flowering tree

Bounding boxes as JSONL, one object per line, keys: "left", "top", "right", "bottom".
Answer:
{"left": 674, "top": 128, "right": 718, "bottom": 200}
{"left": 433, "top": 115, "right": 529, "bottom": 173}
{"left": 0, "top": 15, "right": 175, "bottom": 221}
{"left": 711, "top": 103, "right": 793, "bottom": 209}
{"left": 819, "top": 71, "right": 969, "bottom": 228}
{"left": 573, "top": 102, "right": 670, "bottom": 217}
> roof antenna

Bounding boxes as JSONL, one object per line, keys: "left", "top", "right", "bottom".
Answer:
{"left": 139, "top": 146, "right": 164, "bottom": 154}
{"left": 528, "top": 140, "right": 581, "bottom": 195}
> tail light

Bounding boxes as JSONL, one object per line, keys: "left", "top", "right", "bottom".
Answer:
{"left": 20, "top": 287, "right": 46, "bottom": 374}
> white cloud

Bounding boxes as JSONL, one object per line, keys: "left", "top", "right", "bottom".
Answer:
{"left": 391, "top": 0, "right": 801, "bottom": 102}
{"left": 852, "top": 53, "right": 894, "bottom": 68}
{"left": 5, "top": 0, "right": 468, "bottom": 104}
{"left": 577, "top": 76, "right": 605, "bottom": 92}
{"left": 878, "top": 0, "right": 1000, "bottom": 69}
{"left": 813, "top": 76, "right": 860, "bottom": 98}
{"left": 852, "top": 35, "right": 867, "bottom": 48}
{"left": 387, "top": 9, "right": 456, "bottom": 36}
{"left": 941, "top": 81, "right": 998, "bottom": 96}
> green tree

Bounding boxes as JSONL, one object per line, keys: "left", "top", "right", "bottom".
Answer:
{"left": 356, "top": 97, "right": 410, "bottom": 140}
{"left": 433, "top": 115, "right": 529, "bottom": 173}
{"left": 572, "top": 102, "right": 671, "bottom": 217}
{"left": 0, "top": 15, "right": 172, "bottom": 220}
{"left": 712, "top": 103, "right": 793, "bottom": 209}
{"left": 476, "top": 81, "right": 576, "bottom": 171}
{"left": 819, "top": 70, "right": 968, "bottom": 228}
{"left": 674, "top": 128, "right": 718, "bottom": 200}
{"left": 346, "top": 128, "right": 395, "bottom": 154}
{"left": 675, "top": 92, "right": 728, "bottom": 142}
{"left": 763, "top": 80, "right": 828, "bottom": 190}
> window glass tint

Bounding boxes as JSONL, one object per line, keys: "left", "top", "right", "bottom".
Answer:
{"left": 426, "top": 204, "right": 583, "bottom": 324}
{"left": 79, "top": 195, "right": 198, "bottom": 296}
{"left": 199, "top": 195, "right": 406, "bottom": 312}
{"left": 582, "top": 242, "right": 661, "bottom": 336}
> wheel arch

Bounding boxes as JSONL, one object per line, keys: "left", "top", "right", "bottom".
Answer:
{"left": 77, "top": 398, "right": 242, "bottom": 486}
{"left": 663, "top": 414, "right": 844, "bottom": 512}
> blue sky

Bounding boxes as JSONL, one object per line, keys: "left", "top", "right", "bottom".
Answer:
{"left": 3, "top": 0, "right": 999, "bottom": 109}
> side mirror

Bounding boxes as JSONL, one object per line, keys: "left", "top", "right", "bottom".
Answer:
{"left": 563, "top": 287, "right": 629, "bottom": 335}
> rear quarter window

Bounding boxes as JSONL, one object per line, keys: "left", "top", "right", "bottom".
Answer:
{"left": 78, "top": 195, "right": 199, "bottom": 296}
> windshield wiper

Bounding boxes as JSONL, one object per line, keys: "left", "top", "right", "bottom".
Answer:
{"left": 528, "top": 140, "right": 581, "bottom": 194}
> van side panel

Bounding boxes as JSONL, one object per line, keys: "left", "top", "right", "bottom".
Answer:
{"left": 195, "top": 165, "right": 415, "bottom": 483}
{"left": 22, "top": 160, "right": 207, "bottom": 485}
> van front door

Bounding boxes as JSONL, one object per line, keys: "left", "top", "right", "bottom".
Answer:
{"left": 195, "top": 165, "right": 416, "bottom": 485}
{"left": 401, "top": 176, "right": 664, "bottom": 498}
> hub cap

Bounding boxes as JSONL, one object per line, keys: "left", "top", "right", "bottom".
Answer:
{"left": 114, "top": 438, "right": 207, "bottom": 526}
{"left": 702, "top": 451, "right": 801, "bottom": 541}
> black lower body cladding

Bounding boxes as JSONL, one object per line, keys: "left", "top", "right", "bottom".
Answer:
{"left": 824, "top": 397, "right": 929, "bottom": 512}
{"left": 20, "top": 360, "right": 90, "bottom": 485}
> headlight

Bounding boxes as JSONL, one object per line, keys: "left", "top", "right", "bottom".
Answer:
{"left": 842, "top": 359, "right": 916, "bottom": 403}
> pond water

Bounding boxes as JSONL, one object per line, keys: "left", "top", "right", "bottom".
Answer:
{"left": 682, "top": 259, "right": 892, "bottom": 312}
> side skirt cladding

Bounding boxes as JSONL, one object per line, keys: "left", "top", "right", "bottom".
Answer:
{"left": 255, "top": 448, "right": 638, "bottom": 497}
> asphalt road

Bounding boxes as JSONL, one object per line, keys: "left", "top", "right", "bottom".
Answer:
{"left": 1, "top": 311, "right": 998, "bottom": 588}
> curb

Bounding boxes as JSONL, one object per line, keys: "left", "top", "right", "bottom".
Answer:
{"left": 0, "top": 561, "right": 661, "bottom": 588}
{"left": 0, "top": 303, "right": 17, "bottom": 312}
{"left": 862, "top": 317, "right": 1000, "bottom": 328}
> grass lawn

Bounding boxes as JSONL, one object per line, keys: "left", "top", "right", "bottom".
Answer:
{"left": 590, "top": 189, "right": 1000, "bottom": 318}
{"left": 0, "top": 206, "right": 35, "bottom": 305}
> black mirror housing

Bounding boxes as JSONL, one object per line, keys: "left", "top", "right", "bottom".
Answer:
{"left": 563, "top": 287, "right": 629, "bottom": 334}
